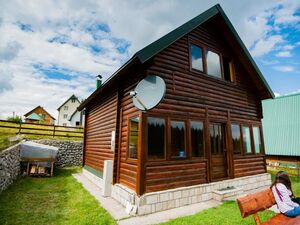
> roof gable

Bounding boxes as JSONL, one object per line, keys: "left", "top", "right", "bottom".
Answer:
{"left": 24, "top": 106, "right": 56, "bottom": 120}
{"left": 57, "top": 94, "right": 80, "bottom": 110}
{"left": 26, "top": 113, "right": 43, "bottom": 121}
{"left": 79, "top": 4, "right": 273, "bottom": 110}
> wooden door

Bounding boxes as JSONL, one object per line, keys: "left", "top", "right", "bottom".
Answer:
{"left": 209, "top": 123, "right": 228, "bottom": 181}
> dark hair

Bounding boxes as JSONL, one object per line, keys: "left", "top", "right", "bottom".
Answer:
{"left": 271, "top": 171, "right": 293, "bottom": 193}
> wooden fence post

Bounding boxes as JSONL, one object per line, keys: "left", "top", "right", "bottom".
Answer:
{"left": 53, "top": 125, "right": 56, "bottom": 137}
{"left": 18, "top": 121, "right": 22, "bottom": 134}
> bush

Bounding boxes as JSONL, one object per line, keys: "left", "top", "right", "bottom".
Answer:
{"left": 7, "top": 116, "right": 22, "bottom": 123}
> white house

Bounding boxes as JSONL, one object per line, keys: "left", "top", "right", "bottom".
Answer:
{"left": 57, "top": 94, "right": 84, "bottom": 127}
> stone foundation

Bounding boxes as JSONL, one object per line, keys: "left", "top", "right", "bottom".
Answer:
{"left": 82, "top": 167, "right": 271, "bottom": 216}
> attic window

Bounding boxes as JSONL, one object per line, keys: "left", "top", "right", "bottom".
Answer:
{"left": 191, "top": 44, "right": 204, "bottom": 71}
{"left": 222, "top": 56, "right": 234, "bottom": 82}
{"left": 206, "top": 50, "right": 222, "bottom": 78}
{"left": 71, "top": 99, "right": 76, "bottom": 103}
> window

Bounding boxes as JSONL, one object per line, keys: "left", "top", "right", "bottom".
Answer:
{"left": 253, "top": 126, "right": 262, "bottom": 154}
{"left": 147, "top": 117, "right": 165, "bottom": 160}
{"left": 231, "top": 124, "right": 242, "bottom": 154}
{"left": 63, "top": 114, "right": 68, "bottom": 118}
{"left": 206, "top": 50, "right": 222, "bottom": 78}
{"left": 210, "top": 124, "right": 223, "bottom": 154}
{"left": 191, "top": 121, "right": 204, "bottom": 157}
{"left": 64, "top": 106, "right": 68, "bottom": 110}
{"left": 242, "top": 126, "right": 252, "bottom": 153}
{"left": 170, "top": 121, "right": 186, "bottom": 158}
{"left": 222, "top": 56, "right": 234, "bottom": 82}
{"left": 128, "top": 117, "right": 139, "bottom": 159}
{"left": 71, "top": 99, "right": 76, "bottom": 103}
{"left": 191, "top": 44, "right": 203, "bottom": 71}
{"left": 63, "top": 123, "right": 67, "bottom": 126}
{"left": 76, "top": 121, "right": 80, "bottom": 126}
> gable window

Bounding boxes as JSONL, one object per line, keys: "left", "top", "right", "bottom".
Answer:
{"left": 242, "top": 126, "right": 252, "bottom": 154}
{"left": 191, "top": 121, "right": 204, "bottom": 157}
{"left": 147, "top": 117, "right": 165, "bottom": 160}
{"left": 71, "top": 99, "right": 76, "bottom": 103}
{"left": 63, "top": 114, "right": 68, "bottom": 119}
{"left": 170, "top": 121, "right": 186, "bottom": 158}
{"left": 128, "top": 117, "right": 139, "bottom": 159}
{"left": 222, "top": 56, "right": 234, "bottom": 82}
{"left": 206, "top": 50, "right": 222, "bottom": 78}
{"left": 231, "top": 124, "right": 242, "bottom": 154}
{"left": 253, "top": 126, "right": 262, "bottom": 154}
{"left": 64, "top": 106, "right": 68, "bottom": 110}
{"left": 191, "top": 44, "right": 204, "bottom": 71}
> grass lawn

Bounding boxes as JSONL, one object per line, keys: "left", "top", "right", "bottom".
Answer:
{"left": 161, "top": 174, "right": 300, "bottom": 225}
{"left": 0, "top": 168, "right": 116, "bottom": 225}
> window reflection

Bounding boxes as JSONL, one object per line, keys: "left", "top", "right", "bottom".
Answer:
{"left": 170, "top": 121, "right": 186, "bottom": 158}
{"left": 206, "top": 50, "right": 222, "bottom": 78}
{"left": 191, "top": 121, "right": 204, "bottom": 157}
{"left": 148, "top": 117, "right": 165, "bottom": 160}
{"left": 253, "top": 127, "right": 261, "bottom": 154}
{"left": 191, "top": 44, "right": 203, "bottom": 71}
{"left": 128, "top": 117, "right": 139, "bottom": 159}
{"left": 242, "top": 126, "right": 252, "bottom": 153}
{"left": 231, "top": 124, "right": 242, "bottom": 154}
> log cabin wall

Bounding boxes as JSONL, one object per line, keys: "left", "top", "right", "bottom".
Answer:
{"left": 84, "top": 90, "right": 118, "bottom": 172}
{"left": 117, "top": 67, "right": 146, "bottom": 192}
{"left": 142, "top": 17, "right": 266, "bottom": 193}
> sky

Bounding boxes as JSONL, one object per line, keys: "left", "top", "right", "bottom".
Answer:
{"left": 0, "top": 0, "right": 300, "bottom": 120}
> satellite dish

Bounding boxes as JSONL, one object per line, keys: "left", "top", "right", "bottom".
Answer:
{"left": 130, "top": 75, "right": 166, "bottom": 111}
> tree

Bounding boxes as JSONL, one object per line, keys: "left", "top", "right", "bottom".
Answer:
{"left": 7, "top": 115, "right": 22, "bottom": 123}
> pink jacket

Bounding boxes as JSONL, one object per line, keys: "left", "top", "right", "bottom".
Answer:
{"left": 272, "top": 183, "right": 299, "bottom": 213}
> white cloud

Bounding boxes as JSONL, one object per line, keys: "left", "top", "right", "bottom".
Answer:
{"left": 275, "top": 51, "right": 292, "bottom": 57}
{"left": 251, "top": 35, "right": 283, "bottom": 57}
{"left": 282, "top": 44, "right": 294, "bottom": 50}
{"left": 0, "top": 0, "right": 299, "bottom": 119}
{"left": 274, "top": 92, "right": 281, "bottom": 97}
{"left": 273, "top": 66, "right": 294, "bottom": 72}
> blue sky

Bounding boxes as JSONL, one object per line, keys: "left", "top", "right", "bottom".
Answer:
{"left": 0, "top": 0, "right": 299, "bottom": 119}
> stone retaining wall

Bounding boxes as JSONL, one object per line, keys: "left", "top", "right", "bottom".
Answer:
{"left": 0, "top": 143, "right": 22, "bottom": 192}
{"left": 33, "top": 139, "right": 83, "bottom": 167}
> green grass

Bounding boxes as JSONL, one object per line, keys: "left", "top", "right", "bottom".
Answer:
{"left": 160, "top": 201, "right": 275, "bottom": 225}
{"left": 0, "top": 168, "right": 116, "bottom": 225}
{"left": 0, "top": 134, "right": 20, "bottom": 151}
{"left": 162, "top": 174, "right": 300, "bottom": 225}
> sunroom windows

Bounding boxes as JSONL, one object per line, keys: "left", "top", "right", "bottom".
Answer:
{"left": 190, "top": 43, "right": 234, "bottom": 82}
{"left": 231, "top": 124, "right": 263, "bottom": 155}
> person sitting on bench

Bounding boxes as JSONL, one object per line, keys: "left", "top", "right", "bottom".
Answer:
{"left": 271, "top": 171, "right": 300, "bottom": 217}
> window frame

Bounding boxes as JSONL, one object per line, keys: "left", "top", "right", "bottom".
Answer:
{"left": 231, "top": 123, "right": 243, "bottom": 155}
{"left": 190, "top": 120, "right": 205, "bottom": 159}
{"left": 146, "top": 116, "right": 167, "bottom": 162}
{"left": 189, "top": 43, "right": 205, "bottom": 73}
{"left": 126, "top": 115, "right": 140, "bottom": 161}
{"left": 169, "top": 119, "right": 188, "bottom": 160}
{"left": 188, "top": 40, "right": 235, "bottom": 83}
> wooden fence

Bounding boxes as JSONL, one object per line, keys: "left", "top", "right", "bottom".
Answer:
{"left": 0, "top": 119, "right": 84, "bottom": 139}
{"left": 266, "top": 158, "right": 300, "bottom": 178}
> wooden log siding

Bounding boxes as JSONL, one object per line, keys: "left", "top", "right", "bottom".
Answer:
{"left": 84, "top": 92, "right": 118, "bottom": 172}
{"left": 145, "top": 161, "right": 207, "bottom": 193}
{"left": 142, "top": 20, "right": 266, "bottom": 191}
{"left": 233, "top": 156, "right": 266, "bottom": 177}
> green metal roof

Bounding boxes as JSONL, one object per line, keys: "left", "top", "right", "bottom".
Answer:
{"left": 79, "top": 4, "right": 273, "bottom": 110}
{"left": 26, "top": 113, "right": 43, "bottom": 121}
{"left": 262, "top": 92, "right": 300, "bottom": 156}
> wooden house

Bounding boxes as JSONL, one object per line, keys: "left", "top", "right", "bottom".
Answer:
{"left": 24, "top": 106, "right": 55, "bottom": 125}
{"left": 78, "top": 4, "right": 274, "bottom": 214}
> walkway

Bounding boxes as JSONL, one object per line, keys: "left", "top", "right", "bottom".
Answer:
{"left": 73, "top": 173, "right": 221, "bottom": 225}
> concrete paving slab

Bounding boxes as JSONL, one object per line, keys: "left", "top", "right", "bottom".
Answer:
{"left": 118, "top": 200, "right": 221, "bottom": 225}
{"left": 73, "top": 173, "right": 130, "bottom": 221}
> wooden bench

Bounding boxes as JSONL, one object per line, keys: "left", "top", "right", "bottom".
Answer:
{"left": 237, "top": 189, "right": 300, "bottom": 225}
